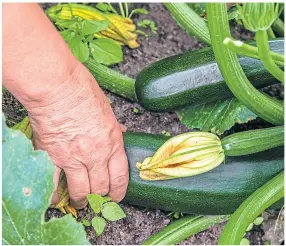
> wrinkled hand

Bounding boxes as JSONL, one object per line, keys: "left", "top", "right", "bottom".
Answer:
{"left": 27, "top": 63, "right": 129, "bottom": 209}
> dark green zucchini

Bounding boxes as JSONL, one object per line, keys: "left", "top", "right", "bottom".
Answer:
{"left": 123, "top": 132, "right": 284, "bottom": 215}
{"left": 135, "top": 39, "right": 284, "bottom": 112}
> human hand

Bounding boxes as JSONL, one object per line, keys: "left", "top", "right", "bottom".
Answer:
{"left": 26, "top": 63, "right": 129, "bottom": 209}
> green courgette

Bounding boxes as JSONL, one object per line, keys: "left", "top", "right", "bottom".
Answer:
{"left": 218, "top": 172, "right": 284, "bottom": 245}
{"left": 84, "top": 58, "right": 137, "bottom": 102}
{"left": 135, "top": 39, "right": 284, "bottom": 112}
{"left": 222, "top": 126, "right": 284, "bottom": 156}
{"left": 123, "top": 132, "right": 284, "bottom": 214}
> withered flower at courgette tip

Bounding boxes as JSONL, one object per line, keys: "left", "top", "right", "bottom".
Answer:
{"left": 136, "top": 132, "right": 225, "bottom": 181}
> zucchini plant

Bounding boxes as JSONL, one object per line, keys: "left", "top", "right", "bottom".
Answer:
{"left": 14, "top": 2, "right": 282, "bottom": 244}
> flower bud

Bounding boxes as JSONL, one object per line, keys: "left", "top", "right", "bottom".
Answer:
{"left": 237, "top": 3, "right": 279, "bottom": 32}
{"left": 136, "top": 132, "right": 225, "bottom": 180}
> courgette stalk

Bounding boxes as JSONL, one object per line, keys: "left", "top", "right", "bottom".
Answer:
{"left": 84, "top": 58, "right": 137, "bottom": 101}
{"left": 206, "top": 3, "right": 284, "bottom": 125}
{"left": 267, "top": 27, "right": 276, "bottom": 39}
{"left": 256, "top": 30, "right": 284, "bottom": 84}
{"left": 222, "top": 126, "right": 284, "bottom": 156}
{"left": 164, "top": 3, "right": 211, "bottom": 45}
{"left": 223, "top": 38, "right": 284, "bottom": 66}
{"left": 218, "top": 172, "right": 284, "bottom": 245}
{"left": 272, "top": 18, "right": 284, "bottom": 37}
{"left": 142, "top": 215, "right": 230, "bottom": 245}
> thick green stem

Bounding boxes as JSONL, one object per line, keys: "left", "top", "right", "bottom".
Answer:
{"left": 143, "top": 215, "right": 230, "bottom": 245}
{"left": 223, "top": 37, "right": 284, "bottom": 66}
{"left": 164, "top": 3, "right": 211, "bottom": 45}
{"left": 206, "top": 3, "right": 284, "bottom": 125}
{"left": 256, "top": 30, "right": 284, "bottom": 84}
{"left": 272, "top": 18, "right": 284, "bottom": 37}
{"left": 218, "top": 172, "right": 284, "bottom": 245}
{"left": 84, "top": 58, "right": 137, "bottom": 101}
{"left": 267, "top": 27, "right": 276, "bottom": 39}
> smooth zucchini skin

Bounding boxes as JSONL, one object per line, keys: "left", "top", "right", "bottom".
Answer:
{"left": 135, "top": 39, "right": 284, "bottom": 112}
{"left": 122, "top": 132, "right": 284, "bottom": 215}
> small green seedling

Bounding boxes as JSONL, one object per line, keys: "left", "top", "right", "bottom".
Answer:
{"left": 167, "top": 211, "right": 183, "bottom": 219}
{"left": 85, "top": 194, "right": 126, "bottom": 236}
{"left": 253, "top": 216, "right": 264, "bottom": 226}
{"left": 81, "top": 219, "right": 91, "bottom": 227}
{"left": 240, "top": 238, "right": 250, "bottom": 245}
{"left": 161, "top": 130, "right": 172, "bottom": 136}
{"left": 133, "top": 107, "right": 140, "bottom": 113}
{"left": 137, "top": 19, "right": 158, "bottom": 34}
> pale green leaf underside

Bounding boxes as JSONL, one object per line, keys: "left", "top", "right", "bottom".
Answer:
{"left": 177, "top": 98, "right": 257, "bottom": 135}
{"left": 2, "top": 115, "right": 89, "bottom": 245}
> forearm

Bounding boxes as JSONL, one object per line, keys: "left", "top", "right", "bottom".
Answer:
{"left": 3, "top": 3, "right": 79, "bottom": 108}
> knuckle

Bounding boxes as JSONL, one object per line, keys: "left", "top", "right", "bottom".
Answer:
{"left": 111, "top": 173, "right": 129, "bottom": 189}
{"left": 93, "top": 188, "right": 109, "bottom": 196}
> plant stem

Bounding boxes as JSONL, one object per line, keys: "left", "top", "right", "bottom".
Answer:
{"left": 108, "top": 3, "right": 118, "bottom": 15}
{"left": 164, "top": 3, "right": 211, "bottom": 45}
{"left": 143, "top": 215, "right": 230, "bottom": 245}
{"left": 124, "top": 2, "right": 129, "bottom": 18}
{"left": 223, "top": 37, "right": 284, "bottom": 66}
{"left": 272, "top": 18, "right": 284, "bottom": 37}
{"left": 206, "top": 3, "right": 284, "bottom": 125}
{"left": 68, "top": 2, "right": 74, "bottom": 19}
{"left": 256, "top": 30, "right": 284, "bottom": 84}
{"left": 119, "top": 2, "right": 125, "bottom": 17}
{"left": 218, "top": 172, "right": 284, "bottom": 245}
{"left": 84, "top": 58, "right": 137, "bottom": 101}
{"left": 267, "top": 27, "right": 276, "bottom": 39}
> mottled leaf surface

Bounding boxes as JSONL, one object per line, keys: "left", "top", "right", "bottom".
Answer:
{"left": 177, "top": 98, "right": 257, "bottom": 135}
{"left": 2, "top": 115, "right": 89, "bottom": 245}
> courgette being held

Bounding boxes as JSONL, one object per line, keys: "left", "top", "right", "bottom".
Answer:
{"left": 135, "top": 39, "right": 284, "bottom": 112}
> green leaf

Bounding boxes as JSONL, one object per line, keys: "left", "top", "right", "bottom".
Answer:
{"left": 11, "top": 116, "right": 32, "bottom": 140}
{"left": 137, "top": 19, "right": 158, "bottom": 33}
{"left": 133, "top": 107, "right": 139, "bottom": 113}
{"left": 102, "top": 196, "right": 112, "bottom": 203}
{"left": 61, "top": 30, "right": 75, "bottom": 42}
{"left": 55, "top": 18, "right": 78, "bottom": 29}
{"left": 253, "top": 216, "right": 264, "bottom": 226}
{"left": 90, "top": 38, "right": 123, "bottom": 66}
{"left": 87, "top": 194, "right": 104, "bottom": 213}
{"left": 82, "top": 219, "right": 91, "bottom": 227}
{"left": 2, "top": 115, "right": 89, "bottom": 245}
{"left": 240, "top": 238, "right": 250, "bottom": 245}
{"left": 96, "top": 3, "right": 111, "bottom": 12}
{"left": 246, "top": 222, "right": 253, "bottom": 232}
{"left": 129, "top": 8, "right": 148, "bottom": 18}
{"left": 86, "top": 34, "right": 95, "bottom": 42}
{"left": 177, "top": 98, "right": 257, "bottom": 135}
{"left": 101, "top": 202, "right": 126, "bottom": 221}
{"left": 228, "top": 6, "right": 241, "bottom": 21}
{"left": 68, "top": 36, "right": 90, "bottom": 63}
{"left": 82, "top": 20, "right": 109, "bottom": 36}
{"left": 92, "top": 217, "right": 106, "bottom": 237}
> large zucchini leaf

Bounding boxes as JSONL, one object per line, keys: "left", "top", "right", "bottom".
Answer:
{"left": 177, "top": 97, "right": 257, "bottom": 135}
{"left": 2, "top": 115, "right": 89, "bottom": 245}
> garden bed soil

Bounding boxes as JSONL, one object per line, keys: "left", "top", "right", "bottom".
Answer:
{"left": 2, "top": 3, "right": 284, "bottom": 245}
